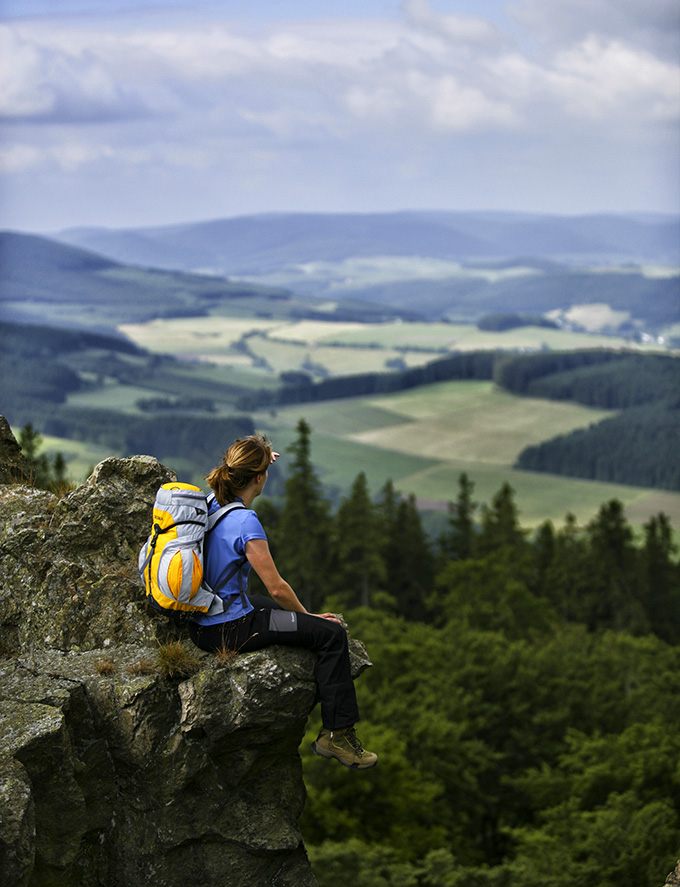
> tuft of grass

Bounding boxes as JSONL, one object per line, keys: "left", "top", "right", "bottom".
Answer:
{"left": 127, "top": 657, "right": 157, "bottom": 676}
{"left": 156, "top": 640, "right": 202, "bottom": 679}
{"left": 214, "top": 644, "right": 238, "bottom": 667}
{"left": 96, "top": 656, "right": 117, "bottom": 675}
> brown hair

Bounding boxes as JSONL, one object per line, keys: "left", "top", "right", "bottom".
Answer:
{"left": 206, "top": 433, "right": 273, "bottom": 504}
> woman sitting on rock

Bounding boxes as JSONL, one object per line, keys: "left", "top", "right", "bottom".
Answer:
{"left": 188, "top": 433, "right": 377, "bottom": 770}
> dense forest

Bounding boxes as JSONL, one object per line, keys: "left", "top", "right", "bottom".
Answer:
{"left": 499, "top": 351, "right": 680, "bottom": 491}
{"left": 242, "top": 421, "right": 680, "bottom": 887}
{"left": 18, "top": 418, "right": 680, "bottom": 886}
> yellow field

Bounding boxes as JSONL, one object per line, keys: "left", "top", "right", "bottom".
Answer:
{"left": 119, "top": 315, "right": 655, "bottom": 379}
{"left": 119, "top": 316, "right": 282, "bottom": 356}
{"left": 112, "top": 314, "right": 679, "bottom": 531}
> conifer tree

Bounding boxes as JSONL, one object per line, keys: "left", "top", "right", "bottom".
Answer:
{"left": 378, "top": 483, "right": 434, "bottom": 618}
{"left": 474, "top": 481, "right": 527, "bottom": 557}
{"left": 332, "top": 471, "right": 387, "bottom": 609}
{"left": 276, "top": 419, "right": 332, "bottom": 611}
{"left": 537, "top": 513, "right": 592, "bottom": 623}
{"left": 640, "top": 512, "right": 680, "bottom": 643}
{"left": 586, "top": 499, "right": 647, "bottom": 633}
{"left": 440, "top": 471, "right": 477, "bottom": 562}
{"left": 19, "top": 422, "right": 67, "bottom": 490}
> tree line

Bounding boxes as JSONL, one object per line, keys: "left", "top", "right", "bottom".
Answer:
{"left": 259, "top": 420, "right": 680, "bottom": 643}
{"left": 239, "top": 350, "right": 496, "bottom": 409}
{"left": 499, "top": 351, "right": 680, "bottom": 490}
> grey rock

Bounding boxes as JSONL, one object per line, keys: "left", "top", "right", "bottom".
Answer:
{"left": 666, "top": 861, "right": 680, "bottom": 887}
{"left": 0, "top": 422, "right": 372, "bottom": 886}
{"left": 0, "top": 417, "right": 30, "bottom": 484}
{"left": 0, "top": 646, "right": 327, "bottom": 886}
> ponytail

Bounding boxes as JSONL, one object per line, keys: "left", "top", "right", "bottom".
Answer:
{"left": 206, "top": 433, "right": 272, "bottom": 504}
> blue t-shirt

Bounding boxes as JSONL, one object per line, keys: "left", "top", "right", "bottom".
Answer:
{"left": 190, "top": 499, "right": 267, "bottom": 626}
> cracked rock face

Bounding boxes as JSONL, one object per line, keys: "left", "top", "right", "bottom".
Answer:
{"left": 0, "top": 647, "right": 320, "bottom": 887}
{"left": 0, "top": 419, "right": 371, "bottom": 887}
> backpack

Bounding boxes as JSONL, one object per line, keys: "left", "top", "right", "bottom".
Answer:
{"left": 138, "top": 482, "right": 246, "bottom": 617}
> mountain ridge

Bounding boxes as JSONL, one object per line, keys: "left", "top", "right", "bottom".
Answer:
{"left": 54, "top": 210, "right": 680, "bottom": 276}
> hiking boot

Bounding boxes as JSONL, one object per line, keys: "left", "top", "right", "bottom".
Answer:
{"left": 311, "top": 727, "right": 378, "bottom": 770}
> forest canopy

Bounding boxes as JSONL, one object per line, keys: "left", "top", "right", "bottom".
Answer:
{"left": 245, "top": 421, "right": 680, "bottom": 887}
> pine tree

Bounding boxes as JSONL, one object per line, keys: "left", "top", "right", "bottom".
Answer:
{"left": 586, "top": 499, "right": 648, "bottom": 633}
{"left": 474, "top": 481, "right": 527, "bottom": 557}
{"left": 18, "top": 422, "right": 67, "bottom": 490}
{"left": 378, "top": 483, "right": 434, "bottom": 618}
{"left": 276, "top": 419, "right": 332, "bottom": 612}
{"left": 440, "top": 472, "right": 477, "bottom": 562}
{"left": 539, "top": 513, "right": 592, "bottom": 624}
{"left": 640, "top": 512, "right": 680, "bottom": 643}
{"left": 332, "top": 471, "right": 387, "bottom": 609}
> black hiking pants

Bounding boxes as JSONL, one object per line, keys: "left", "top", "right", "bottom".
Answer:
{"left": 188, "top": 595, "right": 360, "bottom": 731}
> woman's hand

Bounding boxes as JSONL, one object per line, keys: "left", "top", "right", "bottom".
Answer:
{"left": 314, "top": 612, "right": 342, "bottom": 624}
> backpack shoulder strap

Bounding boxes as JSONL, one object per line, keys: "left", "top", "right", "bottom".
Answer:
{"left": 206, "top": 497, "right": 247, "bottom": 533}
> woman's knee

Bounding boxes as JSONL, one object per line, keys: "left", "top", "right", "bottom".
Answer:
{"left": 317, "top": 618, "right": 349, "bottom": 650}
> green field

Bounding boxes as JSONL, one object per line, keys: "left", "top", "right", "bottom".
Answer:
{"left": 255, "top": 381, "right": 680, "bottom": 531}
{"left": 44, "top": 352, "right": 680, "bottom": 534}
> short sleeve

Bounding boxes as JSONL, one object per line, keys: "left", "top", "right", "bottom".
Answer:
{"left": 238, "top": 509, "right": 267, "bottom": 549}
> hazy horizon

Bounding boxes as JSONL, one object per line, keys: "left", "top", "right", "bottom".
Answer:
{"left": 1, "top": 0, "right": 678, "bottom": 233}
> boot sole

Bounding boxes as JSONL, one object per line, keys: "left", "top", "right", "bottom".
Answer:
{"left": 311, "top": 741, "right": 378, "bottom": 770}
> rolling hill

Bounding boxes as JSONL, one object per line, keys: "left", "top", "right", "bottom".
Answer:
{"left": 0, "top": 231, "right": 407, "bottom": 333}
{"left": 56, "top": 211, "right": 680, "bottom": 271}
{"left": 3, "top": 224, "right": 679, "bottom": 332}
{"left": 52, "top": 211, "right": 680, "bottom": 327}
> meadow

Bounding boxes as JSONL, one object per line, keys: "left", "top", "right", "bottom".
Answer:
{"left": 255, "top": 381, "right": 680, "bottom": 531}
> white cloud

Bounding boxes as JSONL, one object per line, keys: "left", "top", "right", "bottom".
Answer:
{"left": 406, "top": 71, "right": 517, "bottom": 130}
{"left": 0, "top": 143, "right": 43, "bottom": 173}
{"left": 0, "top": 24, "right": 154, "bottom": 121}
{"left": 3, "top": 9, "right": 677, "bottom": 134}
{"left": 403, "top": 0, "right": 505, "bottom": 48}
{"left": 551, "top": 37, "right": 680, "bottom": 122}
{"left": 0, "top": 2, "right": 677, "bottom": 227}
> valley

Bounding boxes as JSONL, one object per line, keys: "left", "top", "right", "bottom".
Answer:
{"left": 2, "top": 215, "right": 678, "bottom": 535}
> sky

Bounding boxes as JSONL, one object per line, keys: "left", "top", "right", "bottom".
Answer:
{"left": 0, "top": 0, "right": 678, "bottom": 233}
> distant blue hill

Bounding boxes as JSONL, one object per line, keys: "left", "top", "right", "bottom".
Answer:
{"left": 54, "top": 210, "right": 680, "bottom": 274}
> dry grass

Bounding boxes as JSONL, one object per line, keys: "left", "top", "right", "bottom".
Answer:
{"left": 156, "top": 640, "right": 202, "bottom": 679}
{"left": 214, "top": 644, "right": 238, "bottom": 667}
{"left": 127, "top": 657, "right": 157, "bottom": 676}
{"left": 96, "top": 656, "right": 117, "bottom": 675}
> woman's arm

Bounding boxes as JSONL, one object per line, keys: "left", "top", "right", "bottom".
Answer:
{"left": 245, "top": 538, "right": 308, "bottom": 613}
{"left": 245, "top": 538, "right": 340, "bottom": 622}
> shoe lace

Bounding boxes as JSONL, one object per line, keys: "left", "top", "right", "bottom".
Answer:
{"left": 342, "top": 727, "right": 365, "bottom": 756}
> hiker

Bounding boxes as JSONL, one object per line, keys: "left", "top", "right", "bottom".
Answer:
{"left": 187, "top": 433, "right": 377, "bottom": 770}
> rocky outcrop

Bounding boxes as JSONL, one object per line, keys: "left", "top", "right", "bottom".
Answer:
{"left": 0, "top": 415, "right": 30, "bottom": 484}
{"left": 666, "top": 862, "right": 680, "bottom": 887}
{"left": 0, "top": 419, "right": 371, "bottom": 886}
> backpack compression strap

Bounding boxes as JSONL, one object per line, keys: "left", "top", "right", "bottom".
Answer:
{"left": 138, "top": 516, "right": 206, "bottom": 587}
